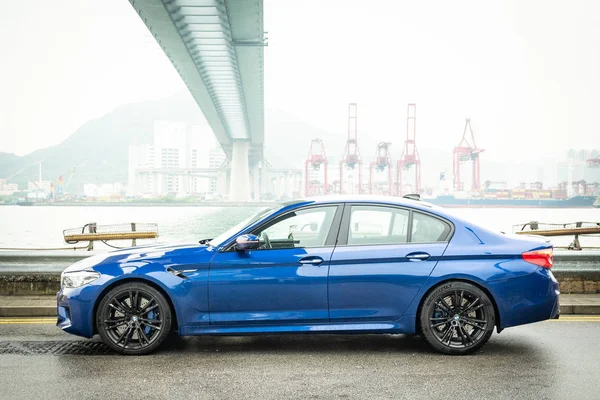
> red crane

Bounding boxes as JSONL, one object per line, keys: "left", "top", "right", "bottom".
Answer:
{"left": 339, "top": 103, "right": 362, "bottom": 194}
{"left": 453, "top": 119, "right": 484, "bottom": 192}
{"left": 588, "top": 157, "right": 600, "bottom": 167}
{"left": 396, "top": 104, "right": 421, "bottom": 196}
{"left": 305, "top": 138, "right": 328, "bottom": 196}
{"left": 369, "top": 142, "right": 393, "bottom": 195}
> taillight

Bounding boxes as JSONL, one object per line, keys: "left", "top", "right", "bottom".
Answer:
{"left": 522, "top": 248, "right": 553, "bottom": 268}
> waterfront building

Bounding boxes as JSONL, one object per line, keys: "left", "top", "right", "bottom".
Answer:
{"left": 128, "top": 120, "right": 225, "bottom": 197}
{"left": 0, "top": 179, "right": 19, "bottom": 196}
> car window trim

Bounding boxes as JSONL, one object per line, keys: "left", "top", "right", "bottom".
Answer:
{"left": 407, "top": 209, "right": 414, "bottom": 243}
{"left": 337, "top": 202, "right": 454, "bottom": 247}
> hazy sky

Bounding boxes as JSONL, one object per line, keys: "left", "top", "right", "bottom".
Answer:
{"left": 1, "top": 0, "right": 599, "bottom": 162}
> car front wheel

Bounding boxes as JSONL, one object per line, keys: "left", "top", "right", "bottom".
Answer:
{"left": 96, "top": 282, "right": 172, "bottom": 355}
{"left": 419, "top": 281, "right": 495, "bottom": 355}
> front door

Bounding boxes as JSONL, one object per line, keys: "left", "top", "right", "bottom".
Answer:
{"left": 209, "top": 205, "right": 341, "bottom": 325}
{"left": 329, "top": 204, "right": 452, "bottom": 321}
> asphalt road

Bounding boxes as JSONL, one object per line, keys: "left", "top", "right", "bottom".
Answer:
{"left": 0, "top": 316, "right": 599, "bottom": 400}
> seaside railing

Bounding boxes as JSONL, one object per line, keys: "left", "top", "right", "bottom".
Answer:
{"left": 514, "top": 221, "right": 600, "bottom": 250}
{"left": 63, "top": 222, "right": 159, "bottom": 250}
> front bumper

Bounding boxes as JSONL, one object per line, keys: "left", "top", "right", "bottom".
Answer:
{"left": 56, "top": 286, "right": 96, "bottom": 338}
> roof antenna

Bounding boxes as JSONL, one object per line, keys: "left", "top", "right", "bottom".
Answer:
{"left": 403, "top": 193, "right": 421, "bottom": 201}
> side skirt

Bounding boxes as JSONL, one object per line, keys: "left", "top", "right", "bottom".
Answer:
{"left": 180, "top": 315, "right": 416, "bottom": 336}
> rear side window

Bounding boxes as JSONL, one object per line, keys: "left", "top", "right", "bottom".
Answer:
{"left": 348, "top": 206, "right": 409, "bottom": 245}
{"left": 345, "top": 205, "right": 451, "bottom": 246}
{"left": 411, "top": 211, "right": 451, "bottom": 243}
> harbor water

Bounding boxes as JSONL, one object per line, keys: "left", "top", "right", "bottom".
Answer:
{"left": 1, "top": 205, "right": 599, "bottom": 250}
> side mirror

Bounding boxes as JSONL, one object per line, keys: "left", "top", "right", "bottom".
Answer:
{"left": 235, "top": 234, "right": 260, "bottom": 251}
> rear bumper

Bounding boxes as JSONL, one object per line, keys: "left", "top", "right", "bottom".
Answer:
{"left": 551, "top": 293, "right": 560, "bottom": 319}
{"left": 490, "top": 268, "right": 560, "bottom": 329}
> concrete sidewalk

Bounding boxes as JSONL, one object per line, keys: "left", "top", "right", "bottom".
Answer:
{"left": 0, "top": 294, "right": 599, "bottom": 317}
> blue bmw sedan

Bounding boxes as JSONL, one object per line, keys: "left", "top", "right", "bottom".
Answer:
{"left": 57, "top": 195, "right": 559, "bottom": 355}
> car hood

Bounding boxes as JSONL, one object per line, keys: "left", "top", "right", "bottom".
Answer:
{"left": 62, "top": 243, "right": 214, "bottom": 274}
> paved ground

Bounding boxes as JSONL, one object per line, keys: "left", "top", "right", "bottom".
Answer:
{"left": 0, "top": 316, "right": 599, "bottom": 399}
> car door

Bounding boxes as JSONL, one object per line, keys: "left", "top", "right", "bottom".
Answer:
{"left": 209, "top": 204, "right": 342, "bottom": 325}
{"left": 328, "top": 204, "right": 452, "bottom": 321}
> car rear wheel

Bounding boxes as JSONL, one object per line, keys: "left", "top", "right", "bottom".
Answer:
{"left": 419, "top": 281, "right": 495, "bottom": 355}
{"left": 96, "top": 282, "right": 172, "bottom": 355}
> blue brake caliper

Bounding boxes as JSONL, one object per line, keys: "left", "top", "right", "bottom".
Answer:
{"left": 144, "top": 310, "right": 154, "bottom": 335}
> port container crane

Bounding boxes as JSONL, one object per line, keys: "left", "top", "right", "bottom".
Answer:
{"left": 453, "top": 118, "right": 484, "bottom": 192}
{"left": 369, "top": 142, "right": 393, "bottom": 195}
{"left": 339, "top": 103, "right": 363, "bottom": 194}
{"left": 305, "top": 138, "right": 328, "bottom": 196}
{"left": 396, "top": 104, "right": 421, "bottom": 196}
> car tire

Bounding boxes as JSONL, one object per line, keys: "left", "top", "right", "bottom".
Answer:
{"left": 96, "top": 281, "right": 172, "bottom": 355}
{"left": 419, "top": 281, "right": 495, "bottom": 355}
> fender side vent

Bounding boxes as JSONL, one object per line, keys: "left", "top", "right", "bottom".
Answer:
{"left": 166, "top": 268, "right": 189, "bottom": 279}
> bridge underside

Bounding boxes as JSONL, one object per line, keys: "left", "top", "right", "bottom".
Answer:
{"left": 129, "top": 0, "right": 265, "bottom": 200}
{"left": 132, "top": 166, "right": 303, "bottom": 200}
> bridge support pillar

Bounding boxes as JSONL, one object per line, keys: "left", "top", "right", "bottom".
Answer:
{"left": 260, "top": 164, "right": 268, "bottom": 198}
{"left": 216, "top": 168, "right": 229, "bottom": 197}
{"left": 283, "top": 172, "right": 292, "bottom": 199}
{"left": 229, "top": 140, "right": 251, "bottom": 201}
{"left": 250, "top": 164, "right": 259, "bottom": 200}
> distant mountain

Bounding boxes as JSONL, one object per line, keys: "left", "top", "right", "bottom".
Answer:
{"left": 264, "top": 109, "right": 342, "bottom": 169}
{"left": 0, "top": 93, "right": 205, "bottom": 189}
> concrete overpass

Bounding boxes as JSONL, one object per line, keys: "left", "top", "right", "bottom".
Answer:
{"left": 128, "top": 0, "right": 265, "bottom": 201}
{"left": 132, "top": 166, "right": 303, "bottom": 199}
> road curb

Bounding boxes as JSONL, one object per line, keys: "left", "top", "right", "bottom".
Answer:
{"left": 568, "top": 305, "right": 600, "bottom": 315}
{"left": 0, "top": 306, "right": 57, "bottom": 318}
{"left": 1, "top": 304, "right": 599, "bottom": 318}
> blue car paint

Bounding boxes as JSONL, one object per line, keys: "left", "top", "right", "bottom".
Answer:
{"left": 57, "top": 196, "right": 559, "bottom": 340}
{"left": 58, "top": 243, "right": 216, "bottom": 337}
{"left": 208, "top": 246, "right": 332, "bottom": 324}
{"left": 328, "top": 242, "right": 449, "bottom": 321}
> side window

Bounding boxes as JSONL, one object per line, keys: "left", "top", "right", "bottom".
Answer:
{"left": 254, "top": 206, "right": 338, "bottom": 249}
{"left": 348, "top": 206, "right": 409, "bottom": 245}
{"left": 411, "top": 212, "right": 451, "bottom": 243}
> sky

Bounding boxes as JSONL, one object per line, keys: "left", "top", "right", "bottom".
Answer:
{"left": 0, "top": 0, "right": 599, "bottom": 163}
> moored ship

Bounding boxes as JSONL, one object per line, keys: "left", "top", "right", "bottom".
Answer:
{"left": 426, "top": 194, "right": 597, "bottom": 208}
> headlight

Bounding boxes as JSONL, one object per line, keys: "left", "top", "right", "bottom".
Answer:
{"left": 61, "top": 271, "right": 101, "bottom": 288}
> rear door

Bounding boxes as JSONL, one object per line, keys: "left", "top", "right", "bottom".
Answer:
{"left": 328, "top": 204, "right": 452, "bottom": 321}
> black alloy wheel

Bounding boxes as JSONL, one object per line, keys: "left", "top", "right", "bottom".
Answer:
{"left": 96, "top": 282, "right": 172, "bottom": 355}
{"left": 420, "top": 281, "right": 495, "bottom": 355}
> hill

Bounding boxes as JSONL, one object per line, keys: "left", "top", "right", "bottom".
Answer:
{"left": 0, "top": 93, "right": 205, "bottom": 189}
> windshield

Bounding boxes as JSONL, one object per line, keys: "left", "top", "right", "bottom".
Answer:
{"left": 208, "top": 206, "right": 279, "bottom": 247}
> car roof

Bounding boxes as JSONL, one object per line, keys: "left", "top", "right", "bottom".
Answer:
{"left": 282, "top": 195, "right": 439, "bottom": 212}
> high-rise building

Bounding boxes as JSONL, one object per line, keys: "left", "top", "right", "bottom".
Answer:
{"left": 128, "top": 121, "right": 226, "bottom": 196}
{"left": 208, "top": 146, "right": 227, "bottom": 193}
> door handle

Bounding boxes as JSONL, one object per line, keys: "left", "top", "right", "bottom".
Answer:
{"left": 406, "top": 252, "right": 430, "bottom": 261}
{"left": 298, "top": 256, "right": 324, "bottom": 265}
